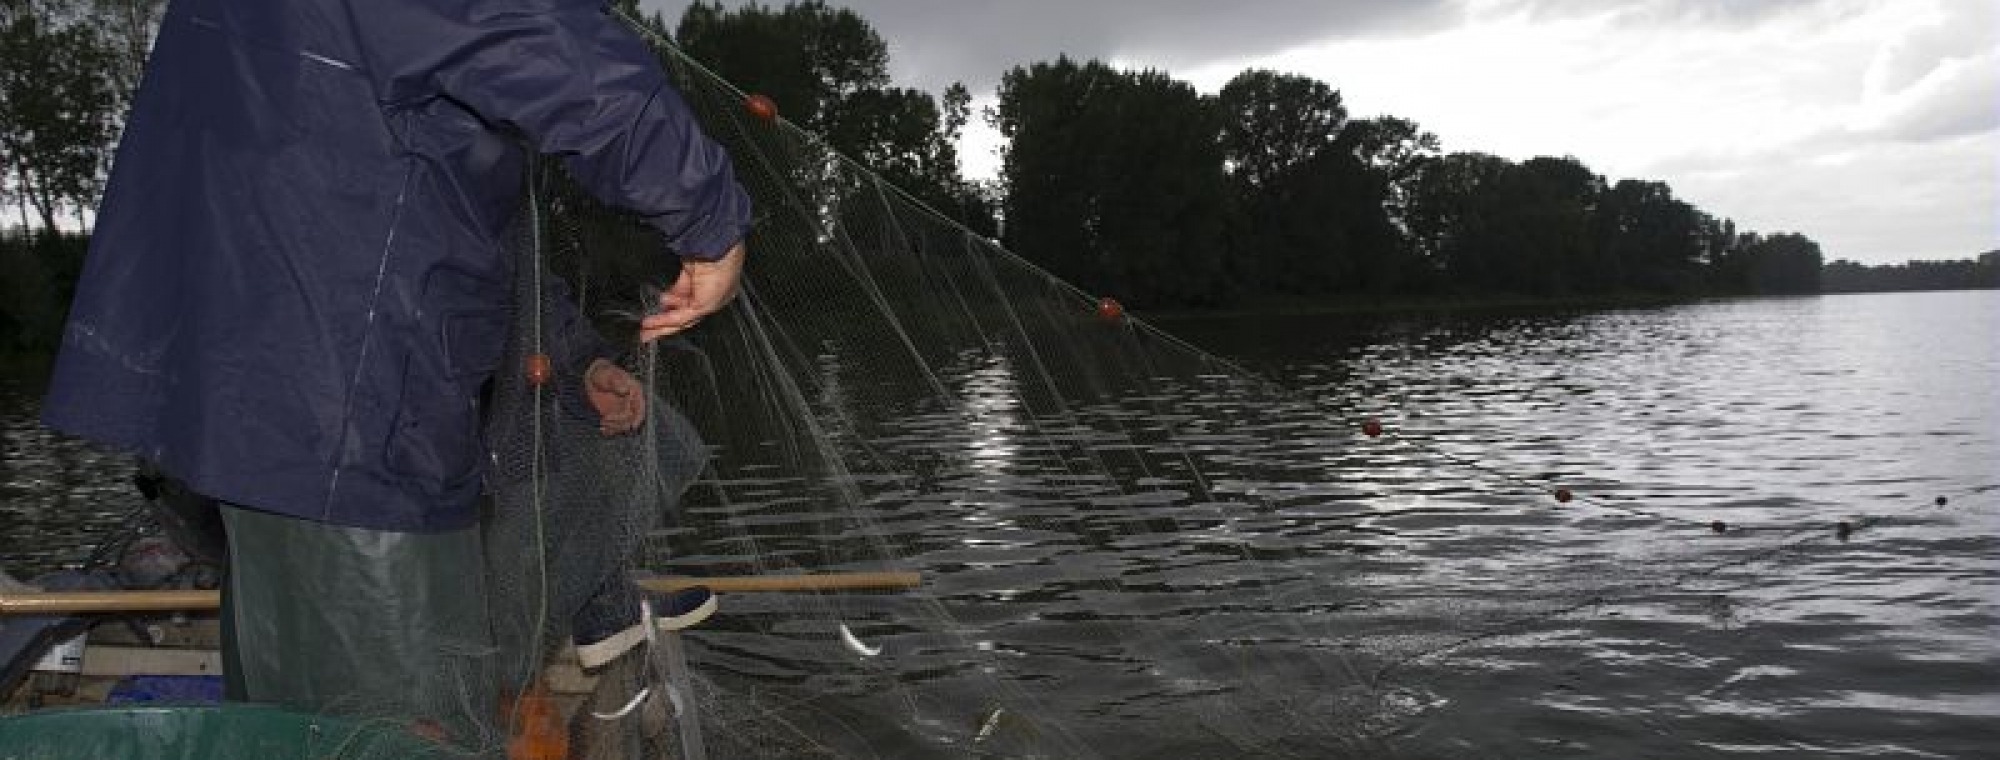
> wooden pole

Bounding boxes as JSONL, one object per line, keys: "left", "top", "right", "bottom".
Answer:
{"left": 0, "top": 589, "right": 220, "bottom": 615}
{"left": 0, "top": 571, "right": 922, "bottom": 615}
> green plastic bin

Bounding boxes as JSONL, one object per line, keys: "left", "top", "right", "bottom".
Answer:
{"left": 0, "top": 704, "right": 454, "bottom": 760}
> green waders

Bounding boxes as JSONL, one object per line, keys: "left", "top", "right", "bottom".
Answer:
{"left": 218, "top": 504, "right": 504, "bottom": 754}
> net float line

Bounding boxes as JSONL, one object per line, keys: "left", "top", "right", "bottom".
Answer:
{"left": 1353, "top": 418, "right": 1960, "bottom": 537}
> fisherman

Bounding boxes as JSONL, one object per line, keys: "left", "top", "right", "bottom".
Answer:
{"left": 40, "top": 0, "right": 750, "bottom": 748}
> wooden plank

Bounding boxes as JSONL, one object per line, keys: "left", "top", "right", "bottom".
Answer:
{"left": 0, "top": 589, "right": 218, "bottom": 614}
{"left": 78, "top": 645, "right": 224, "bottom": 677}
{"left": 1, "top": 572, "right": 922, "bottom": 614}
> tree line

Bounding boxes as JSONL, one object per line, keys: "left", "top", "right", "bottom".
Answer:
{"left": 986, "top": 56, "right": 1840, "bottom": 307}
{"left": 1823, "top": 252, "right": 1999, "bottom": 293}
{"left": 4, "top": 0, "right": 1991, "bottom": 353}
{"left": 1, "top": 0, "right": 158, "bottom": 354}
{"left": 1, "top": 0, "right": 157, "bottom": 232}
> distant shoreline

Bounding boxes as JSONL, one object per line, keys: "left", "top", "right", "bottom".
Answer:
{"left": 1140, "top": 291, "right": 1711, "bottom": 322}
{"left": 8, "top": 288, "right": 1991, "bottom": 380}
{"left": 1136, "top": 287, "right": 1992, "bottom": 322}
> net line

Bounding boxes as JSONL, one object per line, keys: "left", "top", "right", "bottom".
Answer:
{"left": 614, "top": 5, "right": 1931, "bottom": 546}
{"left": 453, "top": 12, "right": 1987, "bottom": 760}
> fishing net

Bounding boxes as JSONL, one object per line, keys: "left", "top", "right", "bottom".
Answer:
{"left": 10, "top": 18, "right": 1970, "bottom": 760}
{"left": 446, "top": 26, "right": 1968, "bottom": 760}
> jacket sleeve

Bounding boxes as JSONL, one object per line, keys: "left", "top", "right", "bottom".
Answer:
{"left": 355, "top": 0, "right": 751, "bottom": 260}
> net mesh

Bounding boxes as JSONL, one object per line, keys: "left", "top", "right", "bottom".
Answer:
{"left": 372, "top": 24, "right": 1942, "bottom": 760}
{"left": 1, "top": 9, "right": 1980, "bottom": 760}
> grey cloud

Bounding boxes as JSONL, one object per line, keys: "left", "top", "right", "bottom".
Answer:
{"left": 1503, "top": 0, "right": 1857, "bottom": 28}
{"left": 1865, "top": 3, "right": 1999, "bottom": 142}
{"left": 1870, "top": 1, "right": 1997, "bottom": 93}
{"left": 1883, "top": 55, "right": 2000, "bottom": 142}
{"left": 646, "top": 0, "right": 1462, "bottom": 95}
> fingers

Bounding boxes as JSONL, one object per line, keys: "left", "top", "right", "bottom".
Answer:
{"left": 584, "top": 359, "right": 646, "bottom": 436}
{"left": 639, "top": 243, "right": 746, "bottom": 344}
{"left": 597, "top": 387, "right": 644, "bottom": 435}
{"left": 600, "top": 406, "right": 639, "bottom": 435}
{"left": 588, "top": 363, "right": 634, "bottom": 397}
{"left": 638, "top": 312, "right": 700, "bottom": 343}
{"left": 662, "top": 270, "right": 697, "bottom": 311}
{"left": 638, "top": 303, "right": 706, "bottom": 342}
{"left": 587, "top": 368, "right": 619, "bottom": 394}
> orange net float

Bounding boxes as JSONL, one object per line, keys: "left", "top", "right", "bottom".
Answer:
{"left": 1096, "top": 297, "right": 1124, "bottom": 322}
{"left": 505, "top": 684, "right": 569, "bottom": 760}
{"left": 524, "top": 353, "right": 552, "bottom": 387}
{"left": 1361, "top": 419, "right": 1383, "bottom": 438}
{"left": 745, "top": 92, "right": 778, "bottom": 121}
{"left": 1553, "top": 488, "right": 1574, "bottom": 504}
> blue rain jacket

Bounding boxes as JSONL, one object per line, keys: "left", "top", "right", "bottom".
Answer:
{"left": 41, "top": 0, "right": 751, "bottom": 531}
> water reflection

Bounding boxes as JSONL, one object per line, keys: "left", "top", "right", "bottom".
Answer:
{"left": 957, "top": 351, "right": 1020, "bottom": 484}
{"left": 1, "top": 387, "right": 139, "bottom": 576}
{"left": 6, "top": 292, "right": 1997, "bottom": 758}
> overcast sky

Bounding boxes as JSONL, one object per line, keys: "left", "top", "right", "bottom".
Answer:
{"left": 648, "top": 0, "right": 1998, "bottom": 265}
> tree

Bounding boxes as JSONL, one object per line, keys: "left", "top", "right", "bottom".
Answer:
{"left": 1728, "top": 232, "right": 1822, "bottom": 294}
{"left": 1413, "top": 159, "right": 1730, "bottom": 297}
{"left": 1822, "top": 256, "right": 1999, "bottom": 293}
{"left": 920, "top": 82, "right": 994, "bottom": 236}
{"left": 674, "top": 1, "right": 989, "bottom": 232}
{"left": 996, "top": 58, "right": 1228, "bottom": 306}
{"left": 1213, "top": 70, "right": 1397, "bottom": 297}
{"left": 1335, "top": 115, "right": 1440, "bottom": 235}
{"left": 677, "top": 0, "right": 887, "bottom": 137}
{"left": 1237, "top": 145, "right": 1404, "bottom": 296}
{"left": 0, "top": 0, "right": 121, "bottom": 232}
{"left": 1405, "top": 151, "right": 1510, "bottom": 291}
{"left": 1215, "top": 70, "right": 1345, "bottom": 190}
{"left": 1416, "top": 155, "right": 1604, "bottom": 297}
{"left": 1503, "top": 156, "right": 1603, "bottom": 295}
{"left": 86, "top": 0, "right": 165, "bottom": 105}
{"left": 1590, "top": 179, "right": 1705, "bottom": 293}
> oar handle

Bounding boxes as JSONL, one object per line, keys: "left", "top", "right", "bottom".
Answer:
{"left": 0, "top": 571, "right": 922, "bottom": 615}
{"left": 0, "top": 589, "right": 219, "bottom": 615}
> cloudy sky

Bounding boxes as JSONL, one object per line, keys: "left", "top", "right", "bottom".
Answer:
{"left": 649, "top": 0, "right": 1998, "bottom": 265}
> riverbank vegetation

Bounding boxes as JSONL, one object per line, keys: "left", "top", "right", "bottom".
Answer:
{"left": 3, "top": 0, "right": 1991, "bottom": 360}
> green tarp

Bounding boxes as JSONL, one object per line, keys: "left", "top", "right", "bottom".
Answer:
{"left": 0, "top": 705, "right": 447, "bottom": 760}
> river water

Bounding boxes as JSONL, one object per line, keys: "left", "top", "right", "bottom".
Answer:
{"left": 4, "top": 290, "right": 1996, "bottom": 757}
{"left": 1154, "top": 290, "right": 1999, "bottom": 757}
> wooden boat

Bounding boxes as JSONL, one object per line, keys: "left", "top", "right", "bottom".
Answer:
{"left": 2, "top": 559, "right": 919, "bottom": 757}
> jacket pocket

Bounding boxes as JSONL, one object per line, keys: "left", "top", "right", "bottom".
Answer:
{"left": 384, "top": 350, "right": 482, "bottom": 497}
{"left": 441, "top": 308, "right": 508, "bottom": 382}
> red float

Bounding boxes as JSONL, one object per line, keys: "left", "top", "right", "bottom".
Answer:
{"left": 524, "top": 353, "right": 552, "bottom": 387}
{"left": 1096, "top": 297, "right": 1124, "bottom": 322}
{"left": 1553, "top": 488, "right": 1574, "bottom": 504}
{"left": 745, "top": 93, "right": 778, "bottom": 122}
{"left": 1361, "top": 419, "right": 1383, "bottom": 438}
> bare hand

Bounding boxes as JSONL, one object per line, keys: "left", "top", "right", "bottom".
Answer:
{"left": 639, "top": 241, "right": 746, "bottom": 343}
{"left": 584, "top": 358, "right": 645, "bottom": 435}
